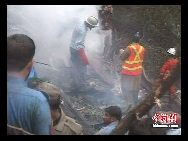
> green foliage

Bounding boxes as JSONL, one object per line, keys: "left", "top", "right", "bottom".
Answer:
{"left": 111, "top": 5, "right": 181, "bottom": 80}
{"left": 112, "top": 5, "right": 181, "bottom": 48}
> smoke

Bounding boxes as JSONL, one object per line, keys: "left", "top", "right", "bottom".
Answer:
{"left": 7, "top": 5, "right": 104, "bottom": 75}
{"left": 7, "top": 5, "right": 127, "bottom": 113}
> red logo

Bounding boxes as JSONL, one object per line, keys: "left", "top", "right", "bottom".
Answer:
{"left": 152, "top": 113, "right": 177, "bottom": 124}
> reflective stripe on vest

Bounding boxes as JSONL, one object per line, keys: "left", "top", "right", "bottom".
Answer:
{"left": 122, "top": 65, "right": 142, "bottom": 70}
{"left": 122, "top": 44, "right": 144, "bottom": 75}
{"left": 125, "top": 45, "right": 143, "bottom": 65}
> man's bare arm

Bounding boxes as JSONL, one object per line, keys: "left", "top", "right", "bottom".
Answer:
{"left": 119, "top": 47, "right": 130, "bottom": 61}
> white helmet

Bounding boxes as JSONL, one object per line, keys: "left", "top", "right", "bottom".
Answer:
{"left": 167, "top": 48, "right": 176, "bottom": 55}
{"left": 85, "top": 16, "right": 99, "bottom": 27}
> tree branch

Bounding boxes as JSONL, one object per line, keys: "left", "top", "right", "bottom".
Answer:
{"left": 110, "top": 62, "right": 181, "bottom": 135}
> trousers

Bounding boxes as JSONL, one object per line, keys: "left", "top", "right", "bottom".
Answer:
{"left": 121, "top": 74, "right": 141, "bottom": 107}
{"left": 70, "top": 47, "right": 87, "bottom": 91}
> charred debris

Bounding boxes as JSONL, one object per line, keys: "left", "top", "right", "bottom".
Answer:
{"left": 33, "top": 5, "right": 181, "bottom": 135}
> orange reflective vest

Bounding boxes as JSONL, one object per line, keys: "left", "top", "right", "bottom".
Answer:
{"left": 122, "top": 44, "right": 145, "bottom": 75}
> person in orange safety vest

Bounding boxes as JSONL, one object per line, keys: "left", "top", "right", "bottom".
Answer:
{"left": 119, "top": 32, "right": 145, "bottom": 109}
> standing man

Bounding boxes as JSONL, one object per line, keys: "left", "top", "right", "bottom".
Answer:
{"left": 154, "top": 48, "right": 180, "bottom": 96}
{"left": 153, "top": 47, "right": 180, "bottom": 111}
{"left": 69, "top": 16, "right": 99, "bottom": 93}
{"left": 119, "top": 33, "right": 145, "bottom": 109}
{"left": 7, "top": 34, "right": 52, "bottom": 135}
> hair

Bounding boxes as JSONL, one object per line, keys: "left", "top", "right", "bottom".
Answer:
{"left": 131, "top": 35, "right": 140, "bottom": 43}
{"left": 7, "top": 34, "right": 35, "bottom": 72}
{"left": 105, "top": 106, "right": 122, "bottom": 121}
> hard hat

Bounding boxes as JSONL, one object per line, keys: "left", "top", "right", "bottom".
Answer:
{"left": 167, "top": 48, "right": 176, "bottom": 55}
{"left": 85, "top": 16, "right": 99, "bottom": 27}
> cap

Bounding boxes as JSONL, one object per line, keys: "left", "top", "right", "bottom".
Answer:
{"left": 28, "top": 78, "right": 62, "bottom": 107}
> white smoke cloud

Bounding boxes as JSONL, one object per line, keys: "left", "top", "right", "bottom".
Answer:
{"left": 7, "top": 5, "right": 125, "bottom": 112}
{"left": 7, "top": 5, "right": 106, "bottom": 78}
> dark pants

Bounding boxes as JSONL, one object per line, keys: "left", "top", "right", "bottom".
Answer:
{"left": 70, "top": 47, "right": 87, "bottom": 91}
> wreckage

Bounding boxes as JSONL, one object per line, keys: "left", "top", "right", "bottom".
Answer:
{"left": 8, "top": 5, "right": 181, "bottom": 135}
{"left": 33, "top": 51, "right": 181, "bottom": 135}
{"left": 34, "top": 6, "right": 181, "bottom": 135}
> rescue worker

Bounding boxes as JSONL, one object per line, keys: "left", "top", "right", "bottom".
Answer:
{"left": 119, "top": 32, "right": 145, "bottom": 109}
{"left": 154, "top": 48, "right": 180, "bottom": 95}
{"left": 28, "top": 78, "right": 84, "bottom": 135}
{"left": 153, "top": 47, "right": 180, "bottom": 112}
{"left": 69, "top": 16, "right": 99, "bottom": 93}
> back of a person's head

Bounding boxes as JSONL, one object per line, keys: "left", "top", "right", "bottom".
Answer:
{"left": 28, "top": 78, "right": 62, "bottom": 109}
{"left": 7, "top": 34, "right": 35, "bottom": 72}
{"left": 131, "top": 32, "right": 141, "bottom": 44}
{"left": 105, "top": 106, "right": 122, "bottom": 121}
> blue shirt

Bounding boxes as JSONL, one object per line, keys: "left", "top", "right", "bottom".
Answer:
{"left": 25, "top": 66, "right": 38, "bottom": 84}
{"left": 70, "top": 21, "right": 88, "bottom": 50}
{"left": 7, "top": 75, "right": 52, "bottom": 135}
{"left": 95, "top": 121, "right": 119, "bottom": 135}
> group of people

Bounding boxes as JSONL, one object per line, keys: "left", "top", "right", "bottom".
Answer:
{"left": 7, "top": 34, "right": 52, "bottom": 135}
{"left": 7, "top": 33, "right": 85, "bottom": 135}
{"left": 7, "top": 16, "right": 106, "bottom": 135}
{"left": 7, "top": 13, "right": 181, "bottom": 135}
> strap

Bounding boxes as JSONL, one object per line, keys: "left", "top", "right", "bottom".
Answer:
{"left": 40, "top": 91, "right": 50, "bottom": 101}
{"left": 125, "top": 45, "right": 143, "bottom": 64}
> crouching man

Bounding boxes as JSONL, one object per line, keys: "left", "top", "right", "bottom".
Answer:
{"left": 28, "top": 78, "right": 83, "bottom": 135}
